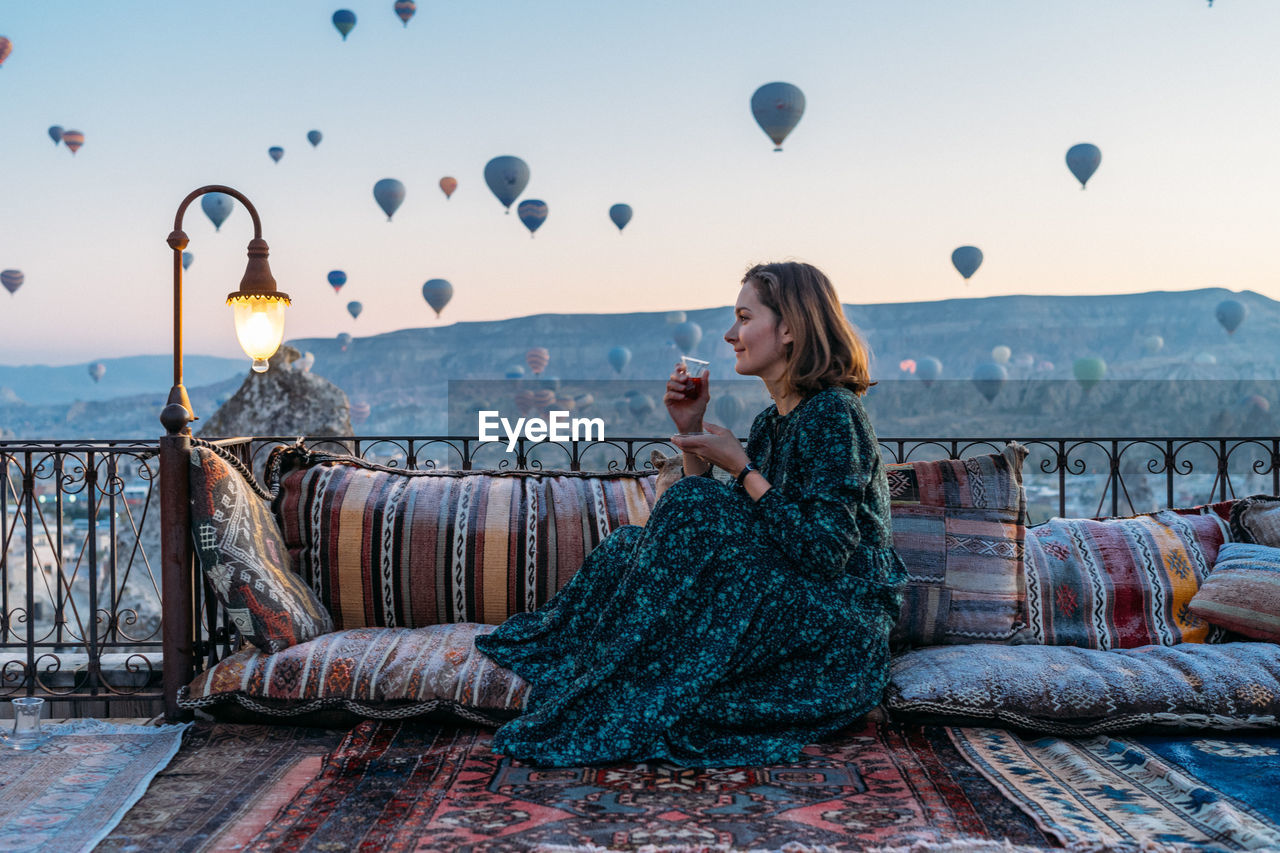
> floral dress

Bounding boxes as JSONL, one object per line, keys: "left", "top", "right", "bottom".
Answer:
{"left": 472, "top": 385, "right": 906, "bottom": 767}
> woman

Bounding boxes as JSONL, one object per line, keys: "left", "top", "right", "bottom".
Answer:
{"left": 473, "top": 261, "right": 905, "bottom": 768}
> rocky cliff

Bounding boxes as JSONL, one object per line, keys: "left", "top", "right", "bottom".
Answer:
{"left": 197, "top": 346, "right": 352, "bottom": 438}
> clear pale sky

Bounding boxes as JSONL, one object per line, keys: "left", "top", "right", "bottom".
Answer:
{"left": 0, "top": 0, "right": 1275, "bottom": 365}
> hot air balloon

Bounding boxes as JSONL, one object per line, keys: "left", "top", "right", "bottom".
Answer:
{"left": 307, "top": 129, "right": 322, "bottom": 147}
{"left": 673, "top": 320, "right": 702, "bottom": 353}
{"left": 422, "top": 279, "right": 453, "bottom": 317}
{"left": 47, "top": 126, "right": 63, "bottom": 145}
{"left": 750, "top": 82, "right": 805, "bottom": 151}
{"left": 328, "top": 270, "right": 347, "bottom": 293}
{"left": 716, "top": 395, "right": 743, "bottom": 428}
{"left": 298, "top": 351, "right": 315, "bottom": 373}
{"left": 665, "top": 311, "right": 686, "bottom": 325}
{"left": 337, "top": 332, "right": 353, "bottom": 351}
{"left": 439, "top": 176, "right": 457, "bottom": 199}
{"left": 394, "top": 0, "right": 416, "bottom": 26}
{"left": 88, "top": 362, "right": 106, "bottom": 383}
{"left": 1066, "top": 143, "right": 1101, "bottom": 189}
{"left": 0, "top": 37, "right": 11, "bottom": 68}
{"left": 182, "top": 251, "right": 194, "bottom": 271}
{"left": 1238, "top": 394, "right": 1270, "bottom": 414}
{"left": 1193, "top": 351, "right": 1218, "bottom": 365}
{"left": 898, "top": 359, "right": 917, "bottom": 374}
{"left": 347, "top": 301, "right": 363, "bottom": 320}
{"left": 628, "top": 393, "right": 655, "bottom": 418}
{"left": 373, "top": 178, "right": 405, "bottom": 220}
{"left": 518, "top": 199, "right": 547, "bottom": 236}
{"left": 332, "top": 9, "right": 356, "bottom": 39}
{"left": 951, "top": 246, "right": 983, "bottom": 280}
{"left": 916, "top": 356, "right": 942, "bottom": 386}
{"left": 608, "top": 346, "right": 632, "bottom": 373}
{"left": 609, "top": 204, "right": 633, "bottom": 232}
{"left": 268, "top": 146, "right": 284, "bottom": 163}
{"left": 1036, "top": 360, "right": 1055, "bottom": 373}
{"left": 1073, "top": 356, "right": 1107, "bottom": 391}
{"left": 1141, "top": 334, "right": 1164, "bottom": 356}
{"left": 505, "top": 366, "right": 525, "bottom": 379}
{"left": 972, "top": 362, "right": 1007, "bottom": 402}
{"left": 2, "top": 270, "right": 24, "bottom": 295}
{"left": 526, "top": 347, "right": 549, "bottom": 375}
{"left": 349, "top": 400, "right": 371, "bottom": 424}
{"left": 201, "top": 192, "right": 234, "bottom": 231}
{"left": 483, "top": 156, "right": 530, "bottom": 213}
{"left": 991, "top": 345, "right": 1011, "bottom": 365}
{"left": 61, "top": 130, "right": 84, "bottom": 155}
{"left": 1215, "top": 299, "right": 1247, "bottom": 335}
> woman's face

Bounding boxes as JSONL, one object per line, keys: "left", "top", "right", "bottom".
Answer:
{"left": 725, "top": 281, "right": 792, "bottom": 381}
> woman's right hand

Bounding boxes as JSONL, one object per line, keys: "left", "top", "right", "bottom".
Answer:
{"left": 664, "top": 362, "right": 708, "bottom": 434}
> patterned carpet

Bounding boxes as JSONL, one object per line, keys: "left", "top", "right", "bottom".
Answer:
{"left": 0, "top": 719, "right": 189, "bottom": 853}
{"left": 950, "top": 727, "right": 1280, "bottom": 851}
{"left": 209, "top": 719, "right": 1052, "bottom": 852}
{"left": 98, "top": 721, "right": 343, "bottom": 852}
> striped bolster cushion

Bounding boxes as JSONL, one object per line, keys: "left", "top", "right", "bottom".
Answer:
{"left": 178, "top": 623, "right": 529, "bottom": 725}
{"left": 1189, "top": 542, "right": 1280, "bottom": 642}
{"left": 884, "top": 442, "right": 1029, "bottom": 649}
{"left": 268, "top": 446, "right": 657, "bottom": 629}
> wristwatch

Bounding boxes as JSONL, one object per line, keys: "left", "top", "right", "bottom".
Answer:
{"left": 735, "top": 462, "right": 758, "bottom": 486}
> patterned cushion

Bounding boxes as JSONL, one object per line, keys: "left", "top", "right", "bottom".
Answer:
{"left": 885, "top": 442, "right": 1029, "bottom": 649}
{"left": 268, "top": 446, "right": 657, "bottom": 630}
{"left": 1189, "top": 542, "right": 1280, "bottom": 642}
{"left": 189, "top": 446, "right": 333, "bottom": 653}
{"left": 1019, "top": 509, "right": 1228, "bottom": 649}
{"left": 1230, "top": 494, "right": 1280, "bottom": 546}
{"left": 887, "top": 642, "right": 1280, "bottom": 734}
{"left": 178, "top": 622, "right": 528, "bottom": 724}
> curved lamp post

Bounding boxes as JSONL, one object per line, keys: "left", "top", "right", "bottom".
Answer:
{"left": 161, "top": 185, "right": 289, "bottom": 720}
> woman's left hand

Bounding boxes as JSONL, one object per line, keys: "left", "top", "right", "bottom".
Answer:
{"left": 670, "top": 423, "right": 750, "bottom": 475}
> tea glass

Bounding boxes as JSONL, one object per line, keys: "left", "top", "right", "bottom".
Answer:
{"left": 680, "top": 356, "right": 709, "bottom": 400}
{"left": 3, "top": 696, "right": 49, "bottom": 750}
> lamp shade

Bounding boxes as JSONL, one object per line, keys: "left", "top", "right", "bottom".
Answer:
{"left": 229, "top": 294, "right": 288, "bottom": 372}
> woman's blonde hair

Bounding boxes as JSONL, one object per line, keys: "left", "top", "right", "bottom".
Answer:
{"left": 742, "top": 261, "right": 873, "bottom": 397}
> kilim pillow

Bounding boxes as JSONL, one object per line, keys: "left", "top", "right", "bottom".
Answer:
{"left": 1018, "top": 509, "right": 1228, "bottom": 649}
{"left": 189, "top": 446, "right": 334, "bottom": 653}
{"left": 267, "top": 446, "right": 657, "bottom": 630}
{"left": 1189, "top": 542, "right": 1280, "bottom": 642}
{"left": 178, "top": 622, "right": 528, "bottom": 725}
{"left": 884, "top": 442, "right": 1029, "bottom": 649}
{"left": 1230, "top": 494, "right": 1280, "bottom": 547}
{"left": 886, "top": 641, "right": 1280, "bottom": 734}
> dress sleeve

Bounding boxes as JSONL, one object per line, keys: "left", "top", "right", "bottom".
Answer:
{"left": 751, "top": 393, "right": 874, "bottom": 579}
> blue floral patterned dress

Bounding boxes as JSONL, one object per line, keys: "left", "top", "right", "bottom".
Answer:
{"left": 473, "top": 385, "right": 906, "bottom": 768}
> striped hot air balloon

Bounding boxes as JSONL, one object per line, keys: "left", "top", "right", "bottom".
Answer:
{"left": 394, "top": 0, "right": 416, "bottom": 26}
{"left": 517, "top": 200, "right": 548, "bottom": 236}
{"left": 439, "top": 176, "right": 457, "bottom": 199}
{"left": 61, "top": 130, "right": 85, "bottom": 155}
{"left": 526, "top": 347, "right": 549, "bottom": 375}
{"left": 1, "top": 269, "right": 24, "bottom": 295}
{"left": 349, "top": 400, "right": 371, "bottom": 423}
{"left": 0, "top": 37, "right": 12, "bottom": 68}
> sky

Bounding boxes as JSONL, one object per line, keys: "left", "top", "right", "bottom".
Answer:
{"left": 0, "top": 0, "right": 1277, "bottom": 366}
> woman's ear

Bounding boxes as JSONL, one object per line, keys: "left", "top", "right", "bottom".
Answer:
{"left": 778, "top": 320, "right": 793, "bottom": 346}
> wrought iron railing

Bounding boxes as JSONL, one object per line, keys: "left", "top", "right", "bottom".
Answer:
{"left": 3, "top": 434, "right": 1275, "bottom": 715}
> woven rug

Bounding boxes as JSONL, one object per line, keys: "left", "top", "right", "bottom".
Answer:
{"left": 218, "top": 719, "right": 1051, "bottom": 852}
{"left": 950, "top": 727, "right": 1280, "bottom": 851}
{"left": 98, "top": 721, "right": 343, "bottom": 852}
{"left": 0, "top": 718, "right": 189, "bottom": 853}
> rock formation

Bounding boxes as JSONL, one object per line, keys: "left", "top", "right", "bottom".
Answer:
{"left": 197, "top": 345, "right": 352, "bottom": 438}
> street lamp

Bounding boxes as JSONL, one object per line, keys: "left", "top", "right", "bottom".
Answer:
{"left": 161, "top": 184, "right": 289, "bottom": 720}
{"left": 159, "top": 184, "right": 291, "bottom": 437}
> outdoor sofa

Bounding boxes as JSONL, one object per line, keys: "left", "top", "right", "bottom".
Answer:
{"left": 165, "top": 438, "right": 1280, "bottom": 742}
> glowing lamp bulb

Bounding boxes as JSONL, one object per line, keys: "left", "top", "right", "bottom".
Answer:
{"left": 228, "top": 294, "right": 288, "bottom": 373}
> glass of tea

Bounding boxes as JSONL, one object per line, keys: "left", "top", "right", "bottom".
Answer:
{"left": 681, "top": 356, "right": 709, "bottom": 399}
